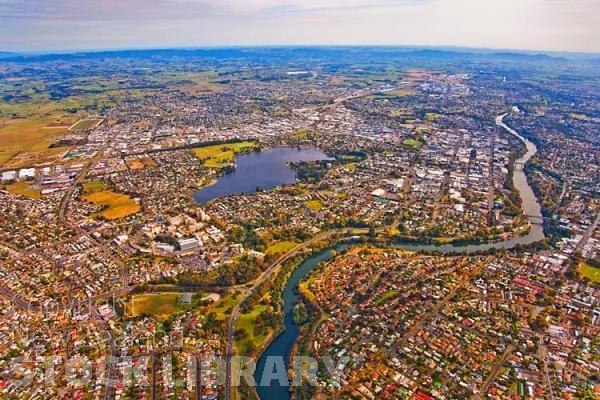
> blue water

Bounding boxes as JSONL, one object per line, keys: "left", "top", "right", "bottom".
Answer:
{"left": 255, "top": 244, "right": 352, "bottom": 400}
{"left": 194, "top": 147, "right": 332, "bottom": 204}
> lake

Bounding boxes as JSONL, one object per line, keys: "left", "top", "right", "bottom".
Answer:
{"left": 194, "top": 147, "right": 332, "bottom": 204}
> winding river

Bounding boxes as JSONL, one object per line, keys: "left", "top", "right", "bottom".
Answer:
{"left": 254, "top": 114, "right": 545, "bottom": 400}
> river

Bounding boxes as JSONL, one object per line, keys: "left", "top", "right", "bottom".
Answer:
{"left": 254, "top": 114, "right": 545, "bottom": 400}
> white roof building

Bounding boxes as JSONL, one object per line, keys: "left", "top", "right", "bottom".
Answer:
{"left": 1, "top": 171, "right": 17, "bottom": 182}
{"left": 18, "top": 168, "right": 36, "bottom": 179}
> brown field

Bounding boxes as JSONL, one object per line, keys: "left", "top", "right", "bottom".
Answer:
{"left": 403, "top": 69, "right": 434, "bottom": 82}
{"left": 384, "top": 88, "right": 416, "bottom": 97}
{"left": 69, "top": 118, "right": 103, "bottom": 131}
{"left": 0, "top": 109, "right": 79, "bottom": 167}
{"left": 82, "top": 190, "right": 141, "bottom": 220}
{"left": 4, "top": 181, "right": 41, "bottom": 199}
{"left": 127, "top": 157, "right": 156, "bottom": 170}
{"left": 180, "top": 81, "right": 224, "bottom": 94}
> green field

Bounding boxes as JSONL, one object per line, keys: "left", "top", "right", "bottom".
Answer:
{"left": 235, "top": 304, "right": 271, "bottom": 356}
{"left": 0, "top": 110, "right": 77, "bottom": 166}
{"left": 383, "top": 88, "right": 416, "bottom": 97}
{"left": 425, "top": 112, "right": 442, "bottom": 121}
{"left": 82, "top": 190, "right": 140, "bottom": 220}
{"left": 206, "top": 292, "right": 239, "bottom": 321}
{"left": 374, "top": 290, "right": 399, "bottom": 306}
{"left": 191, "top": 141, "right": 259, "bottom": 169}
{"left": 403, "top": 139, "right": 424, "bottom": 148}
{"left": 305, "top": 199, "right": 325, "bottom": 211}
{"left": 265, "top": 241, "right": 298, "bottom": 256}
{"left": 579, "top": 262, "right": 600, "bottom": 283}
{"left": 83, "top": 180, "right": 109, "bottom": 194}
{"left": 128, "top": 292, "right": 199, "bottom": 321}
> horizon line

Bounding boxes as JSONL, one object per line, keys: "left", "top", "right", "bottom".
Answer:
{"left": 3, "top": 44, "right": 600, "bottom": 58}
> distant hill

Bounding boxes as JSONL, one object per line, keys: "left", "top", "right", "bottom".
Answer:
{"left": 0, "top": 47, "right": 594, "bottom": 71}
{"left": 0, "top": 47, "right": 570, "bottom": 63}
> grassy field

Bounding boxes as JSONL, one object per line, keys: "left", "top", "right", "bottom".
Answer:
{"left": 235, "top": 304, "right": 271, "bottom": 356}
{"left": 374, "top": 290, "right": 399, "bottom": 306}
{"left": 579, "top": 262, "right": 600, "bottom": 283}
{"left": 0, "top": 111, "right": 77, "bottom": 166}
{"left": 5, "top": 180, "right": 41, "bottom": 199}
{"left": 191, "top": 141, "right": 259, "bottom": 169}
{"left": 83, "top": 180, "right": 109, "bottom": 194}
{"left": 82, "top": 190, "right": 140, "bottom": 220}
{"left": 69, "top": 118, "right": 103, "bottom": 131}
{"left": 305, "top": 199, "right": 325, "bottom": 211}
{"left": 205, "top": 292, "right": 239, "bottom": 321}
{"left": 127, "top": 292, "right": 199, "bottom": 321}
{"left": 425, "top": 112, "right": 442, "bottom": 121}
{"left": 384, "top": 88, "right": 416, "bottom": 97}
{"left": 265, "top": 241, "right": 298, "bottom": 256}
{"left": 403, "top": 139, "right": 423, "bottom": 148}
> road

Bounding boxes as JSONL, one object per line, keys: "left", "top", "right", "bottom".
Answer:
{"left": 574, "top": 212, "right": 600, "bottom": 254}
{"left": 223, "top": 229, "right": 348, "bottom": 400}
{"left": 57, "top": 143, "right": 109, "bottom": 223}
{"left": 538, "top": 333, "right": 557, "bottom": 400}
{"left": 471, "top": 344, "right": 516, "bottom": 400}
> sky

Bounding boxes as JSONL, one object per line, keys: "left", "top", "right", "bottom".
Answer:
{"left": 0, "top": 0, "right": 598, "bottom": 53}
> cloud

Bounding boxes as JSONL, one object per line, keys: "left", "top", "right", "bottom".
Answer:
{"left": 0, "top": 0, "right": 431, "bottom": 20}
{"left": 0, "top": 0, "right": 598, "bottom": 52}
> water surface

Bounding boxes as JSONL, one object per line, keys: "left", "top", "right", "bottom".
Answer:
{"left": 194, "top": 147, "right": 331, "bottom": 204}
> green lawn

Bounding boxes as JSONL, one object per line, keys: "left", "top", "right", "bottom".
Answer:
{"left": 83, "top": 180, "right": 109, "bottom": 194}
{"left": 579, "top": 262, "right": 600, "bottom": 283}
{"left": 265, "top": 241, "right": 298, "bottom": 256}
{"left": 425, "top": 112, "right": 442, "bottom": 121}
{"left": 403, "top": 139, "right": 423, "bottom": 148}
{"left": 305, "top": 199, "right": 325, "bottom": 212}
{"left": 235, "top": 304, "right": 271, "bottom": 356}
{"left": 207, "top": 292, "right": 240, "bottom": 321}
{"left": 191, "top": 141, "right": 259, "bottom": 169}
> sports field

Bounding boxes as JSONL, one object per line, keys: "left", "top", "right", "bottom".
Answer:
{"left": 127, "top": 292, "right": 198, "bottom": 321}
{"left": 579, "top": 262, "right": 600, "bottom": 283}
